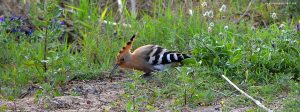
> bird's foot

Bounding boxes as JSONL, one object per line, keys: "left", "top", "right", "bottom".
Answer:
{"left": 141, "top": 72, "right": 152, "bottom": 77}
{"left": 141, "top": 72, "right": 153, "bottom": 81}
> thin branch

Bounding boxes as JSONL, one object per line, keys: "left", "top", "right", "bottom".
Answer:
{"left": 236, "top": 0, "right": 253, "bottom": 24}
{"left": 117, "top": 0, "right": 123, "bottom": 22}
{"left": 184, "top": 0, "right": 193, "bottom": 16}
{"left": 117, "top": 0, "right": 123, "bottom": 14}
{"left": 130, "top": 0, "right": 136, "bottom": 18}
{"left": 221, "top": 75, "right": 273, "bottom": 112}
{"left": 43, "top": 28, "right": 48, "bottom": 72}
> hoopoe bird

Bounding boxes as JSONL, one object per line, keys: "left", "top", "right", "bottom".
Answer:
{"left": 110, "top": 34, "right": 191, "bottom": 76}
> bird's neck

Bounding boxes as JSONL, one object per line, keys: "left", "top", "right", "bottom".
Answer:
{"left": 125, "top": 53, "right": 141, "bottom": 69}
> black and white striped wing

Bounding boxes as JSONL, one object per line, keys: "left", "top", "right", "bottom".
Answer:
{"left": 146, "top": 45, "right": 190, "bottom": 66}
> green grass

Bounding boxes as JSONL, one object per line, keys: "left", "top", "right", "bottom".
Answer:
{"left": 0, "top": 0, "right": 299, "bottom": 111}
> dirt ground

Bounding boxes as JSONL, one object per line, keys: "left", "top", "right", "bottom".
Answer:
{"left": 1, "top": 73, "right": 290, "bottom": 112}
{"left": 1, "top": 74, "right": 232, "bottom": 112}
{"left": 2, "top": 75, "right": 126, "bottom": 112}
{"left": 1, "top": 71, "right": 289, "bottom": 112}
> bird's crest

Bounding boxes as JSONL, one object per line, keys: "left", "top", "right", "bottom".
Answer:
{"left": 117, "top": 34, "right": 137, "bottom": 58}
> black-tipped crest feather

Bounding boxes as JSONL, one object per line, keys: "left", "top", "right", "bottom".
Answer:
{"left": 118, "top": 34, "right": 137, "bottom": 56}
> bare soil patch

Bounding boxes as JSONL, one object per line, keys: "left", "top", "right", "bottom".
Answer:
{"left": 2, "top": 75, "right": 128, "bottom": 111}
{"left": 1, "top": 74, "right": 289, "bottom": 111}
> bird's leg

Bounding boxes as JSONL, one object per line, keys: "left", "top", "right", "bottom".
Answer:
{"left": 141, "top": 72, "right": 152, "bottom": 78}
{"left": 179, "top": 62, "right": 184, "bottom": 66}
{"left": 141, "top": 72, "right": 154, "bottom": 81}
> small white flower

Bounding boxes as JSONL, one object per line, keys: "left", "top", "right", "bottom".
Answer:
{"left": 41, "top": 60, "right": 49, "bottom": 63}
{"left": 209, "top": 22, "right": 214, "bottom": 27}
{"left": 208, "top": 10, "right": 213, "bottom": 18}
{"left": 279, "top": 23, "right": 285, "bottom": 29}
{"left": 189, "top": 9, "right": 193, "bottom": 16}
{"left": 203, "top": 11, "right": 209, "bottom": 17}
{"left": 271, "top": 12, "right": 277, "bottom": 19}
{"left": 208, "top": 26, "right": 212, "bottom": 32}
{"left": 219, "top": 32, "right": 223, "bottom": 36}
{"left": 54, "top": 55, "right": 59, "bottom": 60}
{"left": 251, "top": 26, "right": 256, "bottom": 31}
{"left": 252, "top": 45, "right": 256, "bottom": 49}
{"left": 224, "top": 25, "right": 229, "bottom": 30}
{"left": 256, "top": 48, "right": 261, "bottom": 52}
{"left": 201, "top": 2, "right": 207, "bottom": 7}
{"left": 219, "top": 4, "right": 227, "bottom": 12}
{"left": 198, "top": 60, "right": 202, "bottom": 65}
{"left": 25, "top": 55, "right": 29, "bottom": 60}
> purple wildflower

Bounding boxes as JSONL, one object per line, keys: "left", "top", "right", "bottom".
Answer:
{"left": 296, "top": 24, "right": 300, "bottom": 31}
{"left": 27, "top": 29, "right": 35, "bottom": 35}
{"left": 10, "top": 16, "right": 15, "bottom": 21}
{"left": 60, "top": 21, "right": 65, "bottom": 25}
{"left": 9, "top": 16, "right": 21, "bottom": 21}
{"left": 0, "top": 16, "right": 5, "bottom": 22}
{"left": 12, "top": 29, "right": 18, "bottom": 33}
{"left": 272, "top": 43, "right": 275, "bottom": 48}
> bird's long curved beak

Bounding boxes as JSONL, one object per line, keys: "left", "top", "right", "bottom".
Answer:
{"left": 110, "top": 64, "right": 119, "bottom": 75}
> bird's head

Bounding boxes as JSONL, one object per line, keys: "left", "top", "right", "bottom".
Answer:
{"left": 110, "top": 34, "right": 137, "bottom": 75}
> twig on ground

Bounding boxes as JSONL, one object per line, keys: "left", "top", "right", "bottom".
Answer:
{"left": 221, "top": 75, "right": 273, "bottom": 112}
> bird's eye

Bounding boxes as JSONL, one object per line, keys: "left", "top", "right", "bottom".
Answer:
{"left": 120, "top": 58, "right": 125, "bottom": 61}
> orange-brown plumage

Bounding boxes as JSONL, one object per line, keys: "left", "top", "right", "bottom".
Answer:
{"left": 111, "top": 34, "right": 191, "bottom": 76}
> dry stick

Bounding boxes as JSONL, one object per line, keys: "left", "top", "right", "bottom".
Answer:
{"left": 236, "top": 0, "right": 253, "bottom": 24}
{"left": 43, "top": 28, "right": 48, "bottom": 72}
{"left": 117, "top": 0, "right": 123, "bottom": 15}
{"left": 117, "top": 0, "right": 123, "bottom": 23}
{"left": 130, "top": 0, "right": 136, "bottom": 18}
{"left": 221, "top": 75, "right": 273, "bottom": 112}
{"left": 184, "top": 88, "right": 187, "bottom": 105}
{"left": 184, "top": 0, "right": 193, "bottom": 16}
